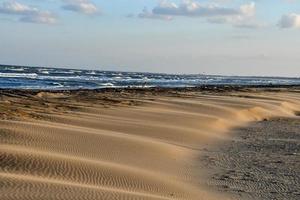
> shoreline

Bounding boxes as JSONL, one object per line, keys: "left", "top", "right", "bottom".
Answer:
{"left": 1, "top": 87, "right": 300, "bottom": 199}
{"left": 1, "top": 84, "right": 300, "bottom": 92}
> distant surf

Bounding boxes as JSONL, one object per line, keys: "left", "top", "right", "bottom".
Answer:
{"left": 0, "top": 64, "right": 300, "bottom": 90}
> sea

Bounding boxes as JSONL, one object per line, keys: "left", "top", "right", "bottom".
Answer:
{"left": 1, "top": 65, "right": 300, "bottom": 90}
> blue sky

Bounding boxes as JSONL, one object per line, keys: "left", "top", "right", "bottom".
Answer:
{"left": 0, "top": 0, "right": 300, "bottom": 76}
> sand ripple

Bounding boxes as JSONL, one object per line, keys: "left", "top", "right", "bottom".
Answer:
{"left": 1, "top": 89, "right": 300, "bottom": 199}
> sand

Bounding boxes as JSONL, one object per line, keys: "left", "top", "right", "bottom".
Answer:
{"left": 0, "top": 86, "right": 300, "bottom": 200}
{"left": 201, "top": 117, "right": 300, "bottom": 200}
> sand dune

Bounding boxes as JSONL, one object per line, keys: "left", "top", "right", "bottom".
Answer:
{"left": 1, "top": 88, "right": 300, "bottom": 200}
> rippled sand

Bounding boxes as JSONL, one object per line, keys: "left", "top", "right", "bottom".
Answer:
{"left": 1, "top": 87, "right": 300, "bottom": 200}
{"left": 202, "top": 117, "right": 300, "bottom": 200}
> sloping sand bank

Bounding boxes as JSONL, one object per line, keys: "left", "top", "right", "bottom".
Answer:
{"left": 1, "top": 87, "right": 300, "bottom": 200}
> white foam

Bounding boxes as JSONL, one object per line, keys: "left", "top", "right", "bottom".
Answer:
{"left": 86, "top": 71, "right": 96, "bottom": 75}
{"left": 0, "top": 73, "right": 38, "bottom": 78}
{"left": 101, "top": 83, "right": 114, "bottom": 86}
{"left": 7, "top": 68, "right": 25, "bottom": 71}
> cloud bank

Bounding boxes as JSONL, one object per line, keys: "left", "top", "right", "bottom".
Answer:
{"left": 62, "top": 0, "right": 99, "bottom": 15}
{"left": 0, "top": 0, "right": 298, "bottom": 30}
{"left": 137, "top": 0, "right": 262, "bottom": 28}
{"left": 0, "top": 1, "right": 57, "bottom": 24}
{"left": 278, "top": 13, "right": 300, "bottom": 28}
{"left": 0, "top": 0, "right": 99, "bottom": 25}
{"left": 151, "top": 0, "right": 254, "bottom": 17}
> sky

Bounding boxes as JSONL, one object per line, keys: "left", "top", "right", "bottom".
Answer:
{"left": 0, "top": 0, "right": 300, "bottom": 76}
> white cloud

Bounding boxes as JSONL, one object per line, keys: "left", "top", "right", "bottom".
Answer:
{"left": 278, "top": 13, "right": 300, "bottom": 28}
{"left": 20, "top": 11, "right": 57, "bottom": 24}
{"left": 239, "top": 2, "right": 255, "bottom": 17}
{"left": 137, "top": 1, "right": 261, "bottom": 28}
{"left": 62, "top": 0, "right": 98, "bottom": 15}
{"left": 0, "top": 1, "right": 37, "bottom": 14}
{"left": 138, "top": 7, "right": 173, "bottom": 20}
{"left": 150, "top": 0, "right": 255, "bottom": 17}
{"left": 0, "top": 1, "right": 57, "bottom": 24}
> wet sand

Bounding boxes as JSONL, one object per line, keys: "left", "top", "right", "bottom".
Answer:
{"left": 0, "top": 86, "right": 300, "bottom": 200}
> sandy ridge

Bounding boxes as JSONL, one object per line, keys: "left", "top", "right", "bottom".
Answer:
{"left": 1, "top": 88, "right": 300, "bottom": 199}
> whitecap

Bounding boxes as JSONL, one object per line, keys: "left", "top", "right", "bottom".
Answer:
{"left": 101, "top": 83, "right": 114, "bottom": 86}
{"left": 40, "top": 71, "right": 49, "bottom": 74}
{"left": 10, "top": 68, "right": 25, "bottom": 71}
{"left": 86, "top": 71, "right": 96, "bottom": 75}
{"left": 0, "top": 73, "right": 38, "bottom": 78}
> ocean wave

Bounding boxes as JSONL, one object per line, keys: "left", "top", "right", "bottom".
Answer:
{"left": 86, "top": 71, "right": 96, "bottom": 75}
{"left": 6, "top": 68, "right": 25, "bottom": 71}
{"left": 1, "top": 65, "right": 300, "bottom": 89}
{"left": 40, "top": 71, "right": 49, "bottom": 74}
{"left": 101, "top": 83, "right": 114, "bottom": 87}
{"left": 0, "top": 73, "right": 38, "bottom": 78}
{"left": 37, "top": 75, "right": 83, "bottom": 80}
{"left": 53, "top": 71, "right": 75, "bottom": 74}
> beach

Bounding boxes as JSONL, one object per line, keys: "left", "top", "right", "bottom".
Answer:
{"left": 1, "top": 86, "right": 300, "bottom": 200}
{"left": 201, "top": 117, "right": 300, "bottom": 199}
